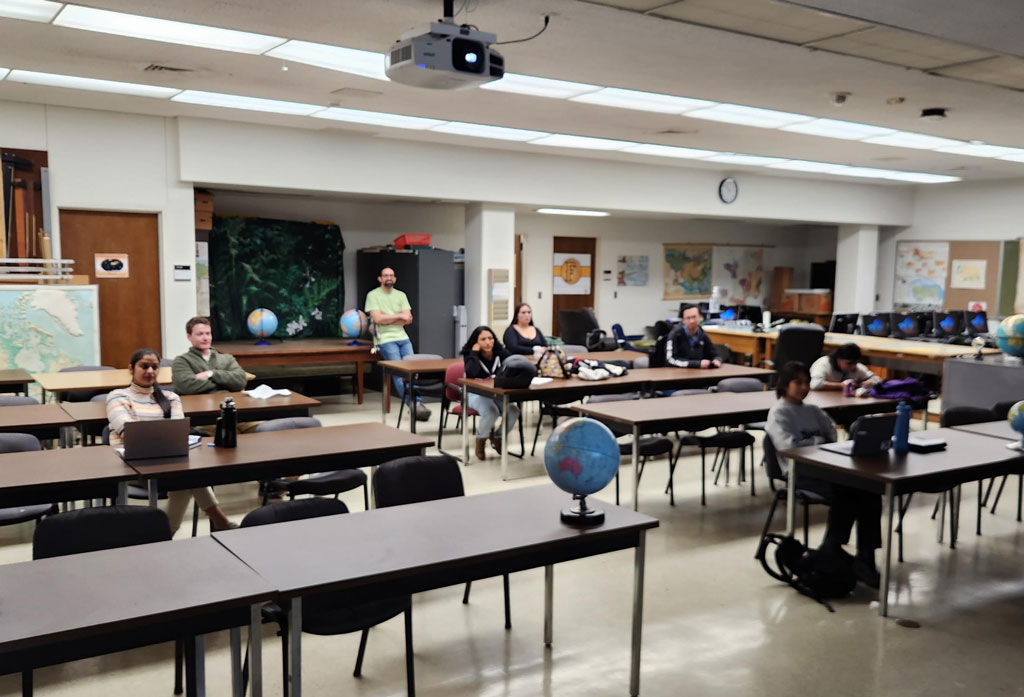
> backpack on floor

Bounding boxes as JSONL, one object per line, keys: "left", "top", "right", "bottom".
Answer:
{"left": 536, "top": 346, "right": 571, "bottom": 378}
{"left": 756, "top": 533, "right": 856, "bottom": 612}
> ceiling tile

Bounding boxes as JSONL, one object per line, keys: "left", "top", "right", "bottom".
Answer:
{"left": 654, "top": 0, "right": 869, "bottom": 44}
{"left": 935, "top": 56, "right": 1024, "bottom": 90}
{"left": 583, "top": 0, "right": 676, "bottom": 11}
{"left": 810, "top": 26, "right": 995, "bottom": 69}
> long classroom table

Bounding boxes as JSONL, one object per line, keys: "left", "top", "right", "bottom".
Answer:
{"left": 460, "top": 364, "right": 775, "bottom": 480}
{"left": 214, "top": 484, "right": 659, "bottom": 697}
{"left": 780, "top": 427, "right": 1024, "bottom": 616}
{"left": 33, "top": 367, "right": 255, "bottom": 402}
{"left": 0, "top": 446, "right": 137, "bottom": 508}
{"left": 0, "top": 403, "right": 76, "bottom": 442}
{"left": 0, "top": 369, "right": 33, "bottom": 396}
{"left": 575, "top": 390, "right": 897, "bottom": 510}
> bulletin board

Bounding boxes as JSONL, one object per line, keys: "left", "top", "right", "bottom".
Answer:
{"left": 945, "top": 240, "right": 1001, "bottom": 311}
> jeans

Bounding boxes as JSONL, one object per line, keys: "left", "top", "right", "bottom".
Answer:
{"left": 377, "top": 339, "right": 420, "bottom": 403}
{"left": 467, "top": 393, "right": 520, "bottom": 439}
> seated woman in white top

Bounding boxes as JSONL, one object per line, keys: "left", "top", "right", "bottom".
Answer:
{"left": 810, "top": 343, "right": 880, "bottom": 391}
{"left": 106, "top": 348, "right": 235, "bottom": 534}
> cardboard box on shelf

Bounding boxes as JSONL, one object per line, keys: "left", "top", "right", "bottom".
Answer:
{"left": 799, "top": 290, "right": 832, "bottom": 314}
{"left": 195, "top": 212, "right": 213, "bottom": 231}
{"left": 194, "top": 193, "right": 214, "bottom": 213}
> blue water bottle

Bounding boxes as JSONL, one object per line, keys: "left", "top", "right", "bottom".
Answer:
{"left": 893, "top": 401, "right": 911, "bottom": 455}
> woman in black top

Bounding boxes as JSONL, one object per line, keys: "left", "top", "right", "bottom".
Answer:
{"left": 503, "top": 303, "right": 547, "bottom": 355}
{"left": 461, "top": 325, "right": 521, "bottom": 460}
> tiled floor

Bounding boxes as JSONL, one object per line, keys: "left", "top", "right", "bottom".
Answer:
{"left": 1, "top": 392, "right": 1023, "bottom": 696}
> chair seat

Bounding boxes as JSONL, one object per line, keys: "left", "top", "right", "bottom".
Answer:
{"left": 0, "top": 503, "right": 58, "bottom": 525}
{"left": 450, "top": 404, "right": 480, "bottom": 417}
{"left": 126, "top": 484, "right": 168, "bottom": 500}
{"left": 589, "top": 392, "right": 640, "bottom": 404}
{"left": 619, "top": 437, "right": 673, "bottom": 457}
{"left": 774, "top": 487, "right": 829, "bottom": 507}
{"left": 263, "top": 594, "right": 411, "bottom": 636}
{"left": 273, "top": 470, "right": 367, "bottom": 497}
{"left": 695, "top": 431, "right": 756, "bottom": 449}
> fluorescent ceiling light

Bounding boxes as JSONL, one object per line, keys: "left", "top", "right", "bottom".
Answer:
{"left": 480, "top": 73, "right": 600, "bottom": 99}
{"left": 862, "top": 131, "right": 963, "bottom": 150}
{"left": 53, "top": 5, "right": 285, "bottom": 54}
{"left": 933, "top": 143, "right": 1020, "bottom": 158}
{"left": 830, "top": 166, "right": 905, "bottom": 179}
{"left": 172, "top": 90, "right": 323, "bottom": 115}
{"left": 529, "top": 134, "right": 634, "bottom": 150}
{"left": 265, "top": 41, "right": 388, "bottom": 81}
{"left": 996, "top": 150, "right": 1024, "bottom": 163}
{"left": 765, "top": 160, "right": 844, "bottom": 173}
{"left": 0, "top": 68, "right": 9, "bottom": 80}
{"left": 781, "top": 118, "right": 895, "bottom": 140}
{"left": 430, "top": 121, "right": 549, "bottom": 141}
{"left": 536, "top": 208, "right": 609, "bottom": 217}
{"left": 877, "top": 172, "right": 960, "bottom": 183}
{"left": 312, "top": 106, "right": 443, "bottom": 130}
{"left": 7, "top": 69, "right": 180, "bottom": 97}
{"left": 0, "top": 0, "right": 62, "bottom": 22}
{"left": 621, "top": 144, "right": 718, "bottom": 159}
{"left": 683, "top": 103, "right": 813, "bottom": 129}
{"left": 570, "top": 87, "right": 715, "bottom": 114}
{"left": 706, "top": 153, "right": 790, "bottom": 166}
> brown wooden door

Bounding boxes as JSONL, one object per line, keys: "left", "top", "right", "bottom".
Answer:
{"left": 58, "top": 210, "right": 161, "bottom": 368}
{"left": 552, "top": 236, "right": 596, "bottom": 336}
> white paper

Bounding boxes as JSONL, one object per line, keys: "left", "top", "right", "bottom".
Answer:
{"left": 531, "top": 377, "right": 553, "bottom": 385}
{"left": 244, "top": 384, "right": 292, "bottom": 399}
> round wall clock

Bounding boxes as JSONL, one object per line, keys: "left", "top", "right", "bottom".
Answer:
{"left": 718, "top": 177, "right": 738, "bottom": 204}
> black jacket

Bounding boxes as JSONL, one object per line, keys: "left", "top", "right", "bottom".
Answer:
{"left": 502, "top": 326, "right": 547, "bottom": 355}
{"left": 665, "top": 324, "right": 719, "bottom": 368}
{"left": 463, "top": 346, "right": 512, "bottom": 379}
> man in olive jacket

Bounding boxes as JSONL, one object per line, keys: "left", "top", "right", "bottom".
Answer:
{"left": 171, "top": 316, "right": 249, "bottom": 395}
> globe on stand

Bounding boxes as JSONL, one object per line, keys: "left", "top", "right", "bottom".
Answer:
{"left": 995, "top": 314, "right": 1024, "bottom": 359}
{"left": 1007, "top": 401, "right": 1024, "bottom": 452}
{"left": 339, "top": 308, "right": 369, "bottom": 346}
{"left": 544, "top": 417, "right": 620, "bottom": 526}
{"left": 247, "top": 308, "right": 278, "bottom": 346}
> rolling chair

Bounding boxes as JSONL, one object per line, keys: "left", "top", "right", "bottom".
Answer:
{"left": 0, "top": 433, "right": 59, "bottom": 531}
{"left": 763, "top": 324, "right": 825, "bottom": 371}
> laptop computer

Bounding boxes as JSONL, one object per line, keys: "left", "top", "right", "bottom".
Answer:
{"left": 820, "top": 414, "right": 897, "bottom": 457}
{"left": 120, "top": 418, "right": 192, "bottom": 460}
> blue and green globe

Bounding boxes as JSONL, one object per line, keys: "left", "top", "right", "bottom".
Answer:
{"left": 247, "top": 308, "right": 278, "bottom": 339}
{"left": 996, "top": 314, "right": 1024, "bottom": 357}
{"left": 1008, "top": 401, "right": 1024, "bottom": 437}
{"left": 544, "top": 418, "right": 620, "bottom": 497}
{"left": 339, "top": 308, "right": 368, "bottom": 339}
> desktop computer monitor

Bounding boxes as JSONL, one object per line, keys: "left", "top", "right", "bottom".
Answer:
{"left": 717, "top": 306, "right": 738, "bottom": 321}
{"left": 736, "top": 305, "right": 762, "bottom": 323}
{"left": 912, "top": 311, "right": 934, "bottom": 336}
{"left": 966, "top": 310, "right": 988, "bottom": 336}
{"left": 861, "top": 313, "right": 891, "bottom": 337}
{"left": 932, "top": 310, "right": 965, "bottom": 338}
{"left": 829, "top": 313, "right": 859, "bottom": 334}
{"left": 890, "top": 312, "right": 922, "bottom": 339}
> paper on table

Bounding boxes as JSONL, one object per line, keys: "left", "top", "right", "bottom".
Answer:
{"left": 531, "top": 377, "right": 553, "bottom": 385}
{"left": 244, "top": 384, "right": 292, "bottom": 399}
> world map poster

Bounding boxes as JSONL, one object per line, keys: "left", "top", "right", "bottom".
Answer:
{"left": 663, "top": 244, "right": 712, "bottom": 300}
{"left": 894, "top": 241, "right": 948, "bottom": 309}
{"left": 712, "top": 246, "right": 765, "bottom": 305}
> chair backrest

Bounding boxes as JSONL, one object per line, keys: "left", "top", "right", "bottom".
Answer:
{"left": 444, "top": 361, "right": 467, "bottom": 402}
{"left": 33, "top": 505, "right": 172, "bottom": 560}
{"left": 992, "top": 400, "right": 1018, "bottom": 420}
{"left": 762, "top": 434, "right": 784, "bottom": 483}
{"left": 159, "top": 357, "right": 174, "bottom": 367}
{"left": 940, "top": 406, "right": 996, "bottom": 428}
{"left": 0, "top": 432, "right": 41, "bottom": 454}
{"left": 611, "top": 323, "right": 626, "bottom": 342}
{"left": 633, "top": 354, "right": 650, "bottom": 369}
{"left": 0, "top": 395, "right": 39, "bottom": 406}
{"left": 557, "top": 309, "right": 596, "bottom": 347}
{"left": 373, "top": 454, "right": 463, "bottom": 508}
{"left": 59, "top": 365, "right": 115, "bottom": 373}
{"left": 241, "top": 497, "right": 348, "bottom": 527}
{"left": 254, "top": 416, "right": 323, "bottom": 432}
{"left": 560, "top": 344, "right": 587, "bottom": 355}
{"left": 90, "top": 393, "right": 109, "bottom": 402}
{"left": 402, "top": 353, "right": 443, "bottom": 361}
{"left": 715, "top": 377, "right": 764, "bottom": 393}
{"left": 772, "top": 324, "right": 825, "bottom": 368}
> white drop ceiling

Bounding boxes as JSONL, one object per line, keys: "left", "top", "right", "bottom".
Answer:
{"left": 2, "top": 0, "right": 1024, "bottom": 183}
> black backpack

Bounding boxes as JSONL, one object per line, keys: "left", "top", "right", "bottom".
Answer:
{"left": 648, "top": 320, "right": 672, "bottom": 368}
{"left": 757, "top": 533, "right": 857, "bottom": 612}
{"left": 494, "top": 355, "right": 538, "bottom": 389}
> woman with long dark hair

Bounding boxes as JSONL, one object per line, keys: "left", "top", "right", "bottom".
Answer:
{"left": 106, "top": 348, "right": 235, "bottom": 534}
{"left": 503, "top": 303, "right": 547, "bottom": 355}
{"left": 810, "top": 342, "right": 879, "bottom": 391}
{"left": 461, "top": 326, "right": 521, "bottom": 460}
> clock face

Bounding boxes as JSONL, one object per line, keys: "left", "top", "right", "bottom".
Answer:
{"left": 719, "top": 177, "right": 738, "bottom": 204}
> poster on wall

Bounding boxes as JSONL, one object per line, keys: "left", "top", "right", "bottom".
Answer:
{"left": 893, "top": 242, "right": 948, "bottom": 309}
{"left": 553, "top": 252, "right": 592, "bottom": 295}
{"left": 94, "top": 253, "right": 129, "bottom": 278}
{"left": 950, "top": 258, "right": 986, "bottom": 289}
{"left": 711, "top": 246, "right": 765, "bottom": 305}
{"left": 617, "top": 255, "right": 649, "bottom": 287}
{"left": 195, "top": 242, "right": 210, "bottom": 316}
{"left": 663, "top": 244, "right": 712, "bottom": 300}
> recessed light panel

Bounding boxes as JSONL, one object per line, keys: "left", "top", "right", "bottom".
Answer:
{"left": 529, "top": 134, "right": 634, "bottom": 150}
{"left": 536, "top": 208, "right": 609, "bottom": 217}
{"left": 706, "top": 154, "right": 790, "bottom": 166}
{"left": 570, "top": 87, "right": 715, "bottom": 114}
{"left": 430, "top": 121, "right": 549, "bottom": 141}
{"left": 312, "top": 107, "right": 444, "bottom": 130}
{"left": 265, "top": 41, "right": 388, "bottom": 81}
{"left": 683, "top": 104, "right": 814, "bottom": 129}
{"left": 7, "top": 69, "right": 181, "bottom": 97}
{"left": 781, "top": 118, "right": 895, "bottom": 140}
{"left": 480, "top": 73, "right": 601, "bottom": 99}
{"left": 862, "top": 131, "right": 963, "bottom": 150}
{"left": 621, "top": 144, "right": 718, "bottom": 159}
{"left": 172, "top": 90, "right": 324, "bottom": 115}
{"left": 0, "top": 0, "right": 62, "bottom": 22}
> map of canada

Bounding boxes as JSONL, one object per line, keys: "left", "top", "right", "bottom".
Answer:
{"left": 0, "top": 287, "right": 99, "bottom": 373}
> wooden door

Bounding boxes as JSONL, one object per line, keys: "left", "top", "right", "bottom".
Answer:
{"left": 551, "top": 236, "right": 596, "bottom": 336}
{"left": 514, "top": 233, "right": 524, "bottom": 308}
{"left": 59, "top": 210, "right": 161, "bottom": 368}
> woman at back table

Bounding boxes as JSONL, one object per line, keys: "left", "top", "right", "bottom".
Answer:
{"left": 462, "top": 326, "right": 521, "bottom": 461}
{"left": 503, "top": 303, "right": 547, "bottom": 355}
{"left": 106, "top": 348, "right": 235, "bottom": 534}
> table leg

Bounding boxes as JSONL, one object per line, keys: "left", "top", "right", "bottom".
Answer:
{"left": 290, "top": 596, "right": 302, "bottom": 697}
{"left": 185, "top": 634, "right": 206, "bottom": 697}
{"left": 937, "top": 491, "right": 946, "bottom": 543}
{"left": 501, "top": 393, "right": 509, "bottom": 481}
{"left": 409, "top": 374, "right": 417, "bottom": 435}
{"left": 785, "top": 461, "right": 797, "bottom": 535}
{"left": 230, "top": 627, "right": 242, "bottom": 697}
{"left": 630, "top": 529, "right": 647, "bottom": 697}
{"left": 249, "top": 604, "right": 263, "bottom": 697}
{"left": 462, "top": 388, "right": 470, "bottom": 464}
{"left": 116, "top": 482, "right": 127, "bottom": 505}
{"left": 148, "top": 480, "right": 159, "bottom": 507}
{"left": 543, "top": 564, "right": 554, "bottom": 647}
{"left": 380, "top": 366, "right": 389, "bottom": 425}
{"left": 356, "top": 361, "right": 365, "bottom": 405}
{"left": 632, "top": 425, "right": 640, "bottom": 512}
{"left": 879, "top": 482, "right": 895, "bottom": 617}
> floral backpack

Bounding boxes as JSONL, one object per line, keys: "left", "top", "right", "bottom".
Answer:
{"left": 535, "top": 346, "right": 571, "bottom": 378}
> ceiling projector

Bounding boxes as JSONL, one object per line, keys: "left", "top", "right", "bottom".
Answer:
{"left": 386, "top": 20, "right": 505, "bottom": 89}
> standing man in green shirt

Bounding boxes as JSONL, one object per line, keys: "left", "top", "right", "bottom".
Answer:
{"left": 365, "top": 266, "right": 430, "bottom": 421}
{"left": 171, "top": 316, "right": 249, "bottom": 395}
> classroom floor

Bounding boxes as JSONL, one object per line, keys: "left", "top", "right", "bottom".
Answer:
{"left": 1, "top": 392, "right": 1023, "bottom": 696}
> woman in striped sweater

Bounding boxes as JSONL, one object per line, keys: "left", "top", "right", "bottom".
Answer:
{"left": 106, "top": 348, "right": 235, "bottom": 534}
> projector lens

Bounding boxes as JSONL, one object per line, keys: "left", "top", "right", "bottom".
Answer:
{"left": 465, "top": 52, "right": 478, "bottom": 64}
{"left": 452, "top": 38, "right": 485, "bottom": 73}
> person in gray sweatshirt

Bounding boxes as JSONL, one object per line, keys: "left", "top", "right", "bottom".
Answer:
{"left": 766, "top": 361, "right": 882, "bottom": 588}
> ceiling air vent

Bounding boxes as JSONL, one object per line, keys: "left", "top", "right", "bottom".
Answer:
{"left": 143, "top": 64, "right": 194, "bottom": 72}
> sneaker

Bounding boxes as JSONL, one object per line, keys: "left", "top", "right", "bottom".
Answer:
{"left": 852, "top": 557, "right": 880, "bottom": 589}
{"left": 414, "top": 403, "right": 431, "bottom": 421}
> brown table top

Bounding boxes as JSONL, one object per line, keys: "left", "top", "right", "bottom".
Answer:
{"left": 125, "top": 423, "right": 432, "bottom": 484}
{"left": 378, "top": 358, "right": 458, "bottom": 376}
{"left": 0, "top": 446, "right": 137, "bottom": 506}
{"left": 951, "top": 419, "right": 1018, "bottom": 441}
{"left": 0, "top": 404, "right": 76, "bottom": 431}
{"left": 61, "top": 390, "right": 321, "bottom": 427}
{"left": 575, "top": 391, "right": 895, "bottom": 432}
{"left": 214, "top": 484, "right": 658, "bottom": 598}
{"left": 34, "top": 367, "right": 255, "bottom": 394}
{"left": 576, "top": 350, "right": 648, "bottom": 363}
{"left": 0, "top": 369, "right": 33, "bottom": 386}
{"left": 781, "top": 427, "right": 1024, "bottom": 494}
{"left": 214, "top": 339, "right": 376, "bottom": 360}
{"left": 0, "top": 536, "right": 274, "bottom": 654}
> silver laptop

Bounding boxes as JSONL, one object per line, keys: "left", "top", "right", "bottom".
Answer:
{"left": 820, "top": 414, "right": 897, "bottom": 457}
{"left": 121, "top": 418, "right": 191, "bottom": 460}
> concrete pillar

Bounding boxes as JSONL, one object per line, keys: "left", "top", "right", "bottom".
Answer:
{"left": 834, "top": 224, "right": 879, "bottom": 314}
{"left": 464, "top": 204, "right": 516, "bottom": 330}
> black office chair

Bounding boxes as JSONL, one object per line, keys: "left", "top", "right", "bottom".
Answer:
{"left": 829, "top": 313, "right": 859, "bottom": 334}
{"left": 669, "top": 428, "right": 756, "bottom": 505}
{"left": 240, "top": 498, "right": 413, "bottom": 697}
{"left": 979, "top": 401, "right": 1024, "bottom": 523}
{"left": 557, "top": 309, "right": 617, "bottom": 351}
{"left": 55, "top": 365, "right": 116, "bottom": 402}
{"left": 257, "top": 417, "right": 369, "bottom": 510}
{"left": 0, "top": 433, "right": 59, "bottom": 530}
{"left": 373, "top": 455, "right": 512, "bottom": 630}
{"left": 396, "top": 354, "right": 446, "bottom": 428}
{"left": 763, "top": 324, "right": 825, "bottom": 371}
{"left": 614, "top": 436, "right": 676, "bottom": 505}
{"left": 0, "top": 395, "right": 38, "bottom": 406}
{"left": 755, "top": 435, "right": 831, "bottom": 558}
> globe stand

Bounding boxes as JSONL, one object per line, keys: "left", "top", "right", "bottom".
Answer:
{"left": 346, "top": 340, "right": 362, "bottom": 347}
{"left": 561, "top": 494, "right": 604, "bottom": 526}
{"left": 254, "top": 339, "right": 272, "bottom": 346}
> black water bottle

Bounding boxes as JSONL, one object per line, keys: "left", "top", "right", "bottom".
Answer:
{"left": 214, "top": 397, "right": 238, "bottom": 448}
